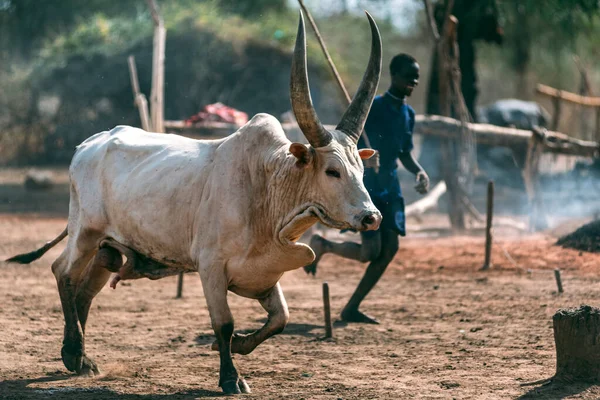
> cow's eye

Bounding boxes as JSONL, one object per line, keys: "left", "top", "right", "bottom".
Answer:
{"left": 326, "top": 169, "right": 341, "bottom": 178}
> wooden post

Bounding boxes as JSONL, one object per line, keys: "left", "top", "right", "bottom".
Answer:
{"left": 423, "top": 0, "right": 471, "bottom": 232}
{"left": 522, "top": 127, "right": 548, "bottom": 231}
{"left": 322, "top": 282, "right": 333, "bottom": 338}
{"left": 554, "top": 269, "right": 564, "bottom": 293}
{"left": 127, "top": 55, "right": 152, "bottom": 131}
{"left": 176, "top": 271, "right": 184, "bottom": 298}
{"left": 437, "top": 15, "right": 466, "bottom": 231}
{"left": 574, "top": 56, "right": 594, "bottom": 140}
{"left": 147, "top": 0, "right": 166, "bottom": 133}
{"left": 551, "top": 96, "right": 562, "bottom": 131}
{"left": 595, "top": 108, "right": 600, "bottom": 144}
{"left": 481, "top": 181, "right": 494, "bottom": 270}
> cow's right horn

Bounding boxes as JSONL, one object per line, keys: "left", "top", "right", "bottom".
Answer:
{"left": 336, "top": 12, "right": 382, "bottom": 144}
{"left": 290, "top": 11, "right": 333, "bottom": 148}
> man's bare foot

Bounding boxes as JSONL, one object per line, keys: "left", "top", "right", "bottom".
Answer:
{"left": 341, "top": 308, "right": 380, "bottom": 324}
{"left": 303, "top": 235, "right": 325, "bottom": 276}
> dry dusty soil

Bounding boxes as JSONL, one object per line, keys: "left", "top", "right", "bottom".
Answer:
{"left": 1, "top": 213, "right": 600, "bottom": 400}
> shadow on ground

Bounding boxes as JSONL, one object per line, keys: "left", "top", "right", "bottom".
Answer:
{"left": 0, "top": 373, "right": 222, "bottom": 400}
{"left": 517, "top": 380, "right": 593, "bottom": 399}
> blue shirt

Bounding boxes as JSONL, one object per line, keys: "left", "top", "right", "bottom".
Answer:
{"left": 358, "top": 93, "right": 415, "bottom": 203}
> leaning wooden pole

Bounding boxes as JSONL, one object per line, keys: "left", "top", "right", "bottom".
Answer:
{"left": 127, "top": 55, "right": 152, "bottom": 131}
{"left": 147, "top": 0, "right": 166, "bottom": 133}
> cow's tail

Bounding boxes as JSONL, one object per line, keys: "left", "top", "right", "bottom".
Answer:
{"left": 6, "top": 227, "right": 68, "bottom": 264}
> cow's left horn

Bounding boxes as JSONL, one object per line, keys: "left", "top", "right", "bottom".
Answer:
{"left": 290, "top": 11, "right": 333, "bottom": 148}
{"left": 336, "top": 11, "right": 382, "bottom": 144}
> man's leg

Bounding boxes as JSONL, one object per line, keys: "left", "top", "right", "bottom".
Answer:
{"left": 341, "top": 228, "right": 399, "bottom": 324}
{"left": 303, "top": 231, "right": 381, "bottom": 275}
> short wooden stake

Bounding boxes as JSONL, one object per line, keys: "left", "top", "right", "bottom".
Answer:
{"left": 322, "top": 282, "right": 333, "bottom": 338}
{"left": 554, "top": 269, "right": 564, "bottom": 293}
{"left": 481, "top": 181, "right": 494, "bottom": 270}
{"left": 176, "top": 271, "right": 184, "bottom": 298}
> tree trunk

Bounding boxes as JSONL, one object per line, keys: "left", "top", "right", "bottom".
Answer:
{"left": 512, "top": 2, "right": 530, "bottom": 99}
{"left": 553, "top": 305, "right": 600, "bottom": 383}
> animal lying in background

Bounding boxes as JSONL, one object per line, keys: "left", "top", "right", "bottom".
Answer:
{"left": 6, "top": 11, "right": 383, "bottom": 395}
{"left": 475, "top": 99, "right": 551, "bottom": 187}
{"left": 477, "top": 98, "right": 550, "bottom": 130}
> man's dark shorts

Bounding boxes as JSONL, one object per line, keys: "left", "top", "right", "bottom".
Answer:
{"left": 363, "top": 196, "right": 406, "bottom": 238}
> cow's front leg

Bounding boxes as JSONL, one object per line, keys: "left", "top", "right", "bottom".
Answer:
{"left": 213, "top": 283, "right": 289, "bottom": 355}
{"left": 200, "top": 269, "right": 250, "bottom": 395}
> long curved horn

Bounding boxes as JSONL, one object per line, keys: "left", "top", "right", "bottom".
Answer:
{"left": 290, "top": 11, "right": 333, "bottom": 148}
{"left": 336, "top": 12, "right": 382, "bottom": 143}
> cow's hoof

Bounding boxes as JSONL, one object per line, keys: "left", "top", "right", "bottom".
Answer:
{"left": 61, "top": 345, "right": 82, "bottom": 372}
{"left": 238, "top": 378, "right": 251, "bottom": 393}
{"left": 211, "top": 333, "right": 253, "bottom": 355}
{"left": 221, "top": 379, "right": 242, "bottom": 395}
{"left": 341, "top": 309, "right": 380, "bottom": 324}
{"left": 79, "top": 354, "right": 100, "bottom": 376}
{"left": 303, "top": 263, "right": 317, "bottom": 276}
{"left": 61, "top": 346, "right": 100, "bottom": 376}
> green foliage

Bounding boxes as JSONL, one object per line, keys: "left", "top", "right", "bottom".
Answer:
{"left": 34, "top": 1, "right": 301, "bottom": 69}
{"left": 218, "top": 0, "right": 287, "bottom": 16}
{"left": 498, "top": 0, "right": 600, "bottom": 67}
{"left": 0, "top": 0, "right": 144, "bottom": 60}
{"left": 37, "top": 14, "right": 153, "bottom": 70}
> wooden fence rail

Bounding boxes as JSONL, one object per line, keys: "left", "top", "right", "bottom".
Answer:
{"left": 536, "top": 83, "right": 600, "bottom": 142}
{"left": 166, "top": 115, "right": 600, "bottom": 158}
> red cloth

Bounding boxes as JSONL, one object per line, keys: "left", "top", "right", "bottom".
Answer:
{"left": 185, "top": 103, "right": 248, "bottom": 126}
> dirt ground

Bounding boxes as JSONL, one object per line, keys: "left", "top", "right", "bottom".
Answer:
{"left": 2, "top": 213, "right": 600, "bottom": 400}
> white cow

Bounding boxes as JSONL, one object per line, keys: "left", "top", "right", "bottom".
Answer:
{"left": 8, "top": 11, "right": 382, "bottom": 395}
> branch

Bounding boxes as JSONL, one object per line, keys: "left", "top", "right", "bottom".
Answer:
{"left": 537, "top": 83, "right": 600, "bottom": 108}
{"left": 422, "top": 0, "right": 440, "bottom": 41}
{"left": 441, "top": 0, "right": 455, "bottom": 38}
{"left": 146, "top": 0, "right": 163, "bottom": 26}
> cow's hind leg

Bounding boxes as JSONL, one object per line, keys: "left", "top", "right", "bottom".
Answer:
{"left": 200, "top": 268, "right": 250, "bottom": 395}
{"left": 53, "top": 232, "right": 103, "bottom": 376}
{"left": 76, "top": 248, "right": 115, "bottom": 333}
{"left": 212, "top": 283, "right": 289, "bottom": 355}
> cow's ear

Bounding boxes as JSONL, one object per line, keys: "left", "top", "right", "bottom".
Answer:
{"left": 358, "top": 148, "right": 376, "bottom": 160}
{"left": 289, "top": 143, "right": 313, "bottom": 168}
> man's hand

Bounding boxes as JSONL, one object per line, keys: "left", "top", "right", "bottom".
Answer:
{"left": 414, "top": 171, "right": 429, "bottom": 194}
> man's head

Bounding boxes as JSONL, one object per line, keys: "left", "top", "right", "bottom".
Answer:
{"left": 389, "top": 53, "right": 419, "bottom": 97}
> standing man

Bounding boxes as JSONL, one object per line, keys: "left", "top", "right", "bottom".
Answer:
{"left": 304, "top": 54, "right": 429, "bottom": 324}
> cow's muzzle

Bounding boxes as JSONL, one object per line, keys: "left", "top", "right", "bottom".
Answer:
{"left": 358, "top": 210, "right": 381, "bottom": 231}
